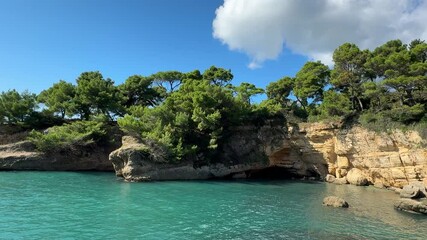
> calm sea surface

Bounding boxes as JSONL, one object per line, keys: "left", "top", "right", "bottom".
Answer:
{"left": 1, "top": 171, "right": 426, "bottom": 239}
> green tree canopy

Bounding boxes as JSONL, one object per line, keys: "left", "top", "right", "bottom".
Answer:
{"left": 233, "top": 82, "right": 264, "bottom": 105}
{"left": 37, "top": 80, "right": 75, "bottom": 119}
{"left": 0, "top": 90, "right": 37, "bottom": 123}
{"left": 365, "top": 39, "right": 407, "bottom": 78}
{"left": 330, "top": 43, "right": 368, "bottom": 111}
{"left": 202, "top": 66, "right": 233, "bottom": 86}
{"left": 118, "top": 75, "right": 162, "bottom": 108}
{"left": 265, "top": 76, "right": 294, "bottom": 108}
{"left": 74, "top": 71, "right": 121, "bottom": 120}
{"left": 118, "top": 67, "right": 253, "bottom": 162}
{"left": 149, "top": 70, "right": 185, "bottom": 93}
{"left": 294, "top": 61, "right": 330, "bottom": 108}
{"left": 317, "top": 90, "right": 352, "bottom": 119}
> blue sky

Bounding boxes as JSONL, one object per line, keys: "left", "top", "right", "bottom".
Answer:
{"left": 1, "top": 0, "right": 426, "bottom": 98}
{"left": 0, "top": 0, "right": 307, "bottom": 97}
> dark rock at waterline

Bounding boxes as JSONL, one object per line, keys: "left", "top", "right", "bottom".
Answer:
{"left": 394, "top": 199, "right": 427, "bottom": 215}
{"left": 323, "top": 196, "right": 349, "bottom": 208}
{"left": 400, "top": 182, "right": 427, "bottom": 199}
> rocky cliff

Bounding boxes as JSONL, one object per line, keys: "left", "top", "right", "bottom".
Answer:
{"left": 110, "top": 122, "right": 305, "bottom": 181}
{"left": 2, "top": 122, "right": 426, "bottom": 187}
{"left": 0, "top": 126, "right": 116, "bottom": 171}
{"left": 288, "top": 123, "right": 427, "bottom": 188}
{"left": 110, "top": 122, "right": 427, "bottom": 186}
{"left": 110, "top": 122, "right": 335, "bottom": 181}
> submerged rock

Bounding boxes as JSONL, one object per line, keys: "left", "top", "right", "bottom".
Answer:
{"left": 394, "top": 199, "right": 427, "bottom": 215}
{"left": 346, "top": 168, "right": 368, "bottom": 186}
{"left": 322, "top": 196, "right": 349, "bottom": 208}
{"left": 400, "top": 182, "right": 427, "bottom": 199}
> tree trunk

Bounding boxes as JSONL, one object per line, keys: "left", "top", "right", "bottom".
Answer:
{"left": 356, "top": 97, "right": 364, "bottom": 111}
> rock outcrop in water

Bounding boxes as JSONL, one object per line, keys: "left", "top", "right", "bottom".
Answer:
{"left": 394, "top": 199, "right": 427, "bottom": 215}
{"left": 400, "top": 182, "right": 427, "bottom": 199}
{"left": 323, "top": 196, "right": 349, "bottom": 208}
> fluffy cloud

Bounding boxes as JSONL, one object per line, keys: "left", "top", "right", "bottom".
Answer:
{"left": 212, "top": 0, "right": 427, "bottom": 68}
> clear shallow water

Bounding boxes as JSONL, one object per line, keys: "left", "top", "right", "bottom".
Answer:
{"left": 1, "top": 172, "right": 426, "bottom": 240}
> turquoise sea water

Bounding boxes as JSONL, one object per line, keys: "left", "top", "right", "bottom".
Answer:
{"left": 1, "top": 172, "right": 426, "bottom": 239}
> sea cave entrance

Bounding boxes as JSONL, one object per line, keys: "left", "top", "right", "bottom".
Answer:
{"left": 245, "top": 166, "right": 299, "bottom": 180}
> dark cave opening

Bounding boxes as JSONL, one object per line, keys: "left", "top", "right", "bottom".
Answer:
{"left": 246, "top": 166, "right": 299, "bottom": 180}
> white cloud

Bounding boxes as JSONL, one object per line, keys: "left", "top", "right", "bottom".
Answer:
{"left": 213, "top": 0, "right": 427, "bottom": 68}
{"left": 248, "top": 61, "right": 261, "bottom": 70}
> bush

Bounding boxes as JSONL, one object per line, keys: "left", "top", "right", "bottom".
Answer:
{"left": 28, "top": 120, "right": 106, "bottom": 152}
{"left": 22, "top": 110, "right": 64, "bottom": 129}
{"left": 359, "top": 110, "right": 427, "bottom": 142}
{"left": 384, "top": 104, "right": 425, "bottom": 124}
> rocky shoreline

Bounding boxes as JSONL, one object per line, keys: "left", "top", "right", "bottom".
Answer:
{"left": 0, "top": 126, "right": 116, "bottom": 171}
{"left": 1, "top": 123, "right": 426, "bottom": 205}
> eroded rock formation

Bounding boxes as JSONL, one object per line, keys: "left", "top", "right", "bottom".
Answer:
{"left": 109, "top": 123, "right": 297, "bottom": 181}
{"left": 109, "top": 122, "right": 427, "bottom": 184}
{"left": 2, "top": 121, "right": 426, "bottom": 187}
{"left": 288, "top": 123, "right": 427, "bottom": 188}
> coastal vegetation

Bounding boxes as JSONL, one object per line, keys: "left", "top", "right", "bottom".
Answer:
{"left": 0, "top": 39, "right": 426, "bottom": 159}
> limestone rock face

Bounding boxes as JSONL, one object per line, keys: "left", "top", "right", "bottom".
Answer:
{"left": 394, "top": 199, "right": 427, "bottom": 215}
{"left": 286, "top": 123, "right": 427, "bottom": 188}
{"left": 333, "top": 177, "right": 348, "bottom": 185}
{"left": 323, "top": 196, "right": 349, "bottom": 208}
{"left": 110, "top": 124, "right": 289, "bottom": 181}
{"left": 111, "top": 122, "right": 426, "bottom": 183}
{"left": 346, "top": 168, "right": 368, "bottom": 186}
{"left": 333, "top": 127, "right": 426, "bottom": 188}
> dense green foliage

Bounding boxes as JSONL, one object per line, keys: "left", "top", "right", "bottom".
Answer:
{"left": 0, "top": 90, "right": 37, "bottom": 124}
{"left": 264, "top": 39, "right": 427, "bottom": 128}
{"left": 28, "top": 120, "right": 107, "bottom": 152}
{"left": 0, "top": 39, "right": 425, "bottom": 158}
{"left": 118, "top": 67, "right": 265, "bottom": 161}
{"left": 37, "top": 80, "right": 75, "bottom": 119}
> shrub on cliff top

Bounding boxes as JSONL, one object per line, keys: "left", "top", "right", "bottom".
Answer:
{"left": 28, "top": 120, "right": 106, "bottom": 152}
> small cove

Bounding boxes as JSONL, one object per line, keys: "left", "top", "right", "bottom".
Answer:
{"left": 1, "top": 171, "right": 426, "bottom": 239}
